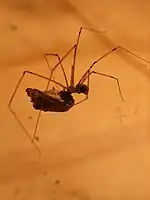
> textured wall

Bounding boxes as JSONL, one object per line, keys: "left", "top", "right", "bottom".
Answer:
{"left": 1, "top": 0, "right": 150, "bottom": 199}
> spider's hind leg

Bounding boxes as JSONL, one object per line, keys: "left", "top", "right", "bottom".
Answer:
{"left": 112, "top": 45, "right": 150, "bottom": 64}
{"left": 8, "top": 71, "right": 42, "bottom": 155}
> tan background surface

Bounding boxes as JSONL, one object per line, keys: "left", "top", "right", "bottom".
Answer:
{"left": 1, "top": 0, "right": 150, "bottom": 199}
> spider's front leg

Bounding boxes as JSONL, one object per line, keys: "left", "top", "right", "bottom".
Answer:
{"left": 81, "top": 70, "right": 126, "bottom": 103}
{"left": 71, "top": 26, "right": 107, "bottom": 87}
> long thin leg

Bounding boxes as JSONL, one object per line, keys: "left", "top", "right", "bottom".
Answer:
{"left": 25, "top": 70, "right": 67, "bottom": 141}
{"left": 32, "top": 53, "right": 70, "bottom": 142}
{"left": 46, "top": 44, "right": 77, "bottom": 90}
{"left": 31, "top": 46, "right": 76, "bottom": 142}
{"left": 9, "top": 106, "right": 41, "bottom": 155}
{"left": 78, "top": 45, "right": 150, "bottom": 84}
{"left": 22, "top": 70, "right": 67, "bottom": 88}
{"left": 81, "top": 70, "right": 126, "bottom": 103}
{"left": 70, "top": 26, "right": 107, "bottom": 87}
{"left": 8, "top": 70, "right": 67, "bottom": 153}
{"left": 44, "top": 53, "right": 69, "bottom": 88}
{"left": 25, "top": 70, "right": 66, "bottom": 143}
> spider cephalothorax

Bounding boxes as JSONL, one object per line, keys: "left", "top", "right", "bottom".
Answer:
{"left": 76, "top": 84, "right": 89, "bottom": 95}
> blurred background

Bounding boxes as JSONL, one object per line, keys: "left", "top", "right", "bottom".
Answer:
{"left": 1, "top": 0, "right": 150, "bottom": 199}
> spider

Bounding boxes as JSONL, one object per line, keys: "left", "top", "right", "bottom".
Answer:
{"left": 8, "top": 27, "right": 150, "bottom": 155}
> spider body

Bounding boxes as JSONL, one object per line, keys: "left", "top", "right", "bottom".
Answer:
{"left": 8, "top": 26, "right": 150, "bottom": 154}
{"left": 26, "top": 88, "right": 75, "bottom": 112}
{"left": 65, "top": 84, "right": 89, "bottom": 95}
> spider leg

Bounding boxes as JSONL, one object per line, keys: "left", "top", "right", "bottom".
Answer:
{"left": 24, "top": 71, "right": 66, "bottom": 143}
{"left": 44, "top": 53, "right": 69, "bottom": 89}
{"left": 9, "top": 106, "right": 41, "bottom": 155}
{"left": 71, "top": 26, "right": 107, "bottom": 87}
{"left": 44, "top": 54, "right": 58, "bottom": 90}
{"left": 8, "top": 70, "right": 67, "bottom": 153}
{"left": 81, "top": 70, "right": 126, "bottom": 103}
{"left": 31, "top": 47, "right": 76, "bottom": 142}
{"left": 117, "top": 45, "right": 150, "bottom": 63}
{"left": 78, "top": 45, "right": 150, "bottom": 84}
{"left": 9, "top": 70, "right": 66, "bottom": 109}
{"left": 45, "top": 45, "right": 76, "bottom": 90}
{"left": 23, "top": 70, "right": 67, "bottom": 88}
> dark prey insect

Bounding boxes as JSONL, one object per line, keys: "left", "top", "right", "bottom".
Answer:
{"left": 8, "top": 27, "right": 150, "bottom": 155}
{"left": 25, "top": 87, "right": 75, "bottom": 112}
